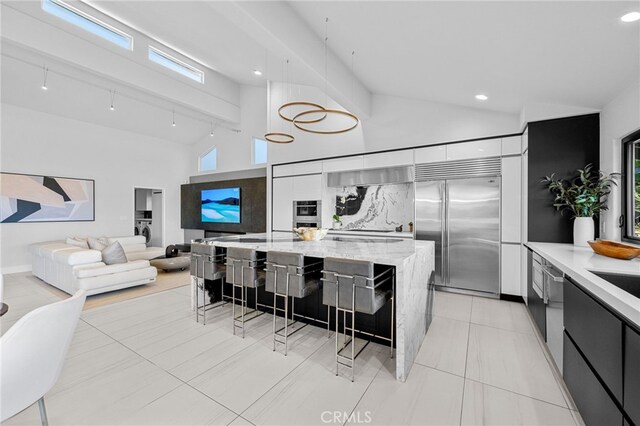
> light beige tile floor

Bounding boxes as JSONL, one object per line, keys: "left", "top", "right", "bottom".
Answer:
{"left": 1, "top": 273, "right": 580, "bottom": 426}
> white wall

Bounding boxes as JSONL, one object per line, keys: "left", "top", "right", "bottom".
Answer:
{"left": 365, "top": 94, "right": 520, "bottom": 152}
{"left": 190, "top": 85, "right": 267, "bottom": 175}
{"left": 600, "top": 77, "right": 640, "bottom": 240}
{"left": 0, "top": 104, "right": 191, "bottom": 273}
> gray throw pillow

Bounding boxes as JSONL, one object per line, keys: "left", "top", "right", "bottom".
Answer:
{"left": 101, "top": 242, "right": 128, "bottom": 265}
{"left": 88, "top": 236, "right": 107, "bottom": 251}
{"left": 66, "top": 237, "right": 89, "bottom": 249}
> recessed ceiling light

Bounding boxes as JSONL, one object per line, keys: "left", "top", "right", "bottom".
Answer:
{"left": 621, "top": 11, "right": 640, "bottom": 22}
{"left": 475, "top": 94, "right": 488, "bottom": 101}
{"left": 253, "top": 69, "right": 262, "bottom": 76}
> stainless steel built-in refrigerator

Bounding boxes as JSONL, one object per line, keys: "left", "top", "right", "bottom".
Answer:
{"left": 415, "top": 159, "right": 501, "bottom": 294}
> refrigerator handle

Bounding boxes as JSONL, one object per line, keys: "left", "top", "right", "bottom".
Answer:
{"left": 443, "top": 181, "right": 449, "bottom": 285}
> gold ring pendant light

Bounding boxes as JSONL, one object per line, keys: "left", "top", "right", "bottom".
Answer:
{"left": 264, "top": 132, "right": 295, "bottom": 144}
{"left": 264, "top": 55, "right": 295, "bottom": 144}
{"left": 278, "top": 101, "right": 327, "bottom": 123}
{"left": 292, "top": 109, "right": 359, "bottom": 134}
{"left": 289, "top": 18, "right": 359, "bottom": 135}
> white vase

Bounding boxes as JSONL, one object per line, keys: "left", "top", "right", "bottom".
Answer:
{"left": 573, "top": 217, "right": 594, "bottom": 247}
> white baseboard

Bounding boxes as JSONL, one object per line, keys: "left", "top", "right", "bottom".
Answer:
{"left": 1, "top": 264, "right": 32, "bottom": 275}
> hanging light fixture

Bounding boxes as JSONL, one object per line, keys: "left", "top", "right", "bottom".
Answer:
{"left": 109, "top": 89, "right": 116, "bottom": 111}
{"left": 265, "top": 57, "right": 294, "bottom": 143}
{"left": 172, "top": 109, "right": 176, "bottom": 127}
{"left": 41, "top": 65, "right": 49, "bottom": 91}
{"left": 291, "top": 18, "right": 359, "bottom": 135}
{"left": 210, "top": 121, "right": 215, "bottom": 137}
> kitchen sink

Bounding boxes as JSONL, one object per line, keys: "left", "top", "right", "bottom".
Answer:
{"left": 590, "top": 271, "right": 640, "bottom": 299}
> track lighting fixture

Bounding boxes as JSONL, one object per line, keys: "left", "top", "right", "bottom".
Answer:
{"left": 109, "top": 89, "right": 116, "bottom": 111}
{"left": 41, "top": 65, "right": 49, "bottom": 90}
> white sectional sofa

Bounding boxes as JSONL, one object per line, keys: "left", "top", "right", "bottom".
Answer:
{"left": 30, "top": 236, "right": 164, "bottom": 296}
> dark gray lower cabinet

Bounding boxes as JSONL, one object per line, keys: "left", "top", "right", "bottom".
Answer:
{"left": 564, "top": 277, "right": 623, "bottom": 401}
{"left": 563, "top": 332, "right": 623, "bottom": 426}
{"left": 625, "top": 326, "right": 640, "bottom": 426}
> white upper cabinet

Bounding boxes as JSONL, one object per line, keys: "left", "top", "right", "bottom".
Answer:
{"left": 363, "top": 150, "right": 413, "bottom": 169}
{"left": 501, "top": 136, "right": 522, "bottom": 156}
{"left": 292, "top": 174, "right": 322, "bottom": 201}
{"left": 273, "top": 161, "right": 323, "bottom": 177}
{"left": 322, "top": 155, "right": 364, "bottom": 173}
{"left": 501, "top": 156, "right": 522, "bottom": 243}
{"left": 414, "top": 145, "right": 446, "bottom": 164}
{"left": 446, "top": 138, "right": 501, "bottom": 161}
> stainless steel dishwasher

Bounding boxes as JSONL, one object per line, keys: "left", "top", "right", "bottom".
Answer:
{"left": 543, "top": 262, "right": 565, "bottom": 373}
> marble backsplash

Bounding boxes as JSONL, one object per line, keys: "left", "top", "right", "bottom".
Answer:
{"left": 333, "top": 183, "right": 414, "bottom": 230}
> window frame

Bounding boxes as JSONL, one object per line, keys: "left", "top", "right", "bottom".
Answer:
{"left": 42, "top": 0, "right": 133, "bottom": 50}
{"left": 252, "top": 137, "right": 268, "bottom": 166}
{"left": 199, "top": 146, "right": 218, "bottom": 173}
{"left": 621, "top": 128, "right": 640, "bottom": 243}
{"left": 148, "top": 46, "right": 204, "bottom": 84}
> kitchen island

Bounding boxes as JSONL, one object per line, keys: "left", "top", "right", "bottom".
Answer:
{"left": 195, "top": 232, "right": 435, "bottom": 382}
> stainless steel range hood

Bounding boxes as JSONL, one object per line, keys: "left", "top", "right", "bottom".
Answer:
{"left": 327, "top": 166, "right": 414, "bottom": 187}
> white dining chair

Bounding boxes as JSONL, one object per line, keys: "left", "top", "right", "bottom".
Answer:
{"left": 0, "top": 290, "right": 86, "bottom": 425}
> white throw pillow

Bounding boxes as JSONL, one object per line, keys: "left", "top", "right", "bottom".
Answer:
{"left": 66, "top": 237, "right": 89, "bottom": 249}
{"left": 101, "top": 242, "right": 128, "bottom": 265}
{"left": 88, "top": 236, "right": 107, "bottom": 251}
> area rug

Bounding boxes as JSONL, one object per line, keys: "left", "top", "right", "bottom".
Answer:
{"left": 82, "top": 270, "right": 190, "bottom": 310}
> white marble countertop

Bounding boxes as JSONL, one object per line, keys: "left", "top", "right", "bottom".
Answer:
{"left": 526, "top": 242, "right": 640, "bottom": 327}
{"left": 327, "top": 229, "right": 414, "bottom": 239}
{"left": 199, "top": 232, "right": 430, "bottom": 266}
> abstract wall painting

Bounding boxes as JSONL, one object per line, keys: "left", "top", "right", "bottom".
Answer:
{"left": 0, "top": 172, "right": 95, "bottom": 223}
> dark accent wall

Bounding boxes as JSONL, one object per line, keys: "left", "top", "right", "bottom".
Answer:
{"left": 528, "top": 113, "right": 600, "bottom": 243}
{"left": 181, "top": 177, "right": 266, "bottom": 233}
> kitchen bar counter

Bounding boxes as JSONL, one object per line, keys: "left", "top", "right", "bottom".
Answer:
{"left": 526, "top": 242, "right": 640, "bottom": 328}
{"left": 199, "top": 232, "right": 435, "bottom": 381}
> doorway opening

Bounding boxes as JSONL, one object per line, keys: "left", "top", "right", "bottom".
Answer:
{"left": 133, "top": 187, "right": 164, "bottom": 248}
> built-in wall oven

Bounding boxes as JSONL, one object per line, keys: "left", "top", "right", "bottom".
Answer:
{"left": 293, "top": 200, "right": 321, "bottom": 228}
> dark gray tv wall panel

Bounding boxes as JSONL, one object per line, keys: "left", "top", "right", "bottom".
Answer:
{"left": 527, "top": 113, "right": 600, "bottom": 243}
{"left": 181, "top": 177, "right": 266, "bottom": 233}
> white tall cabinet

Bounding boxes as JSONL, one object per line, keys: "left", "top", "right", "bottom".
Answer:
{"left": 500, "top": 142, "right": 523, "bottom": 296}
{"left": 272, "top": 164, "right": 323, "bottom": 231}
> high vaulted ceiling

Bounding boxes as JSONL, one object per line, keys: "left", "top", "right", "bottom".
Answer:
{"left": 290, "top": 0, "right": 640, "bottom": 113}
{"left": 87, "top": 1, "right": 639, "bottom": 115}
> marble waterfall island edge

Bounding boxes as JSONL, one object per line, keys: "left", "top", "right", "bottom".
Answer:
{"left": 198, "top": 232, "right": 435, "bottom": 381}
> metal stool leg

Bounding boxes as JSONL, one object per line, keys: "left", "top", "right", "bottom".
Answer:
{"left": 37, "top": 397, "right": 48, "bottom": 426}
{"left": 390, "top": 272, "right": 395, "bottom": 359}
{"left": 272, "top": 271, "right": 278, "bottom": 352}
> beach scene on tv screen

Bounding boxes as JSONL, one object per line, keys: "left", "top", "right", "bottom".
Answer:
{"left": 201, "top": 188, "right": 240, "bottom": 223}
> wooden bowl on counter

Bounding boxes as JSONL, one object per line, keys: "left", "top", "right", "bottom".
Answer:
{"left": 587, "top": 240, "right": 640, "bottom": 260}
{"left": 293, "top": 227, "right": 329, "bottom": 241}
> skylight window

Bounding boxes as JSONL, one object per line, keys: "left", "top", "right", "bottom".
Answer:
{"left": 42, "top": 0, "right": 132, "bottom": 50}
{"left": 253, "top": 138, "right": 268, "bottom": 165}
{"left": 148, "top": 46, "right": 204, "bottom": 84}
{"left": 199, "top": 147, "right": 217, "bottom": 172}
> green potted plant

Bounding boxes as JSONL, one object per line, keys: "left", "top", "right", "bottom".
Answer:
{"left": 332, "top": 213, "right": 342, "bottom": 229}
{"left": 542, "top": 164, "right": 618, "bottom": 247}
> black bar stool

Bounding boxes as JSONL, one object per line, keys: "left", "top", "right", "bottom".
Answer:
{"left": 265, "top": 251, "right": 327, "bottom": 355}
{"left": 321, "top": 258, "right": 395, "bottom": 381}
{"left": 191, "top": 242, "right": 227, "bottom": 325}
{"left": 226, "top": 247, "right": 266, "bottom": 338}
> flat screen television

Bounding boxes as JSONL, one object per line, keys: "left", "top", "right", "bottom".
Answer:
{"left": 201, "top": 188, "right": 241, "bottom": 224}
